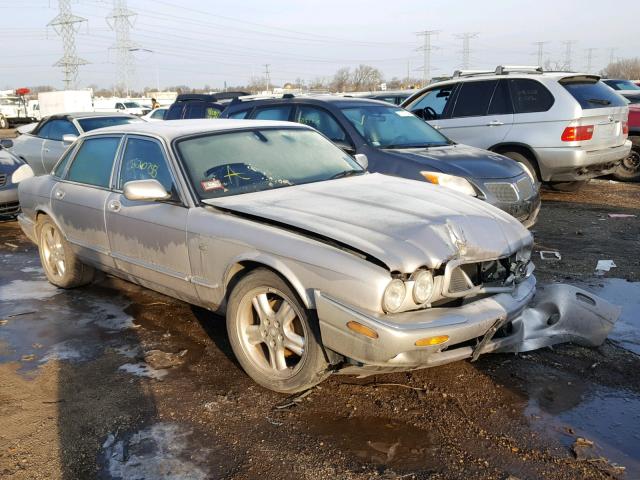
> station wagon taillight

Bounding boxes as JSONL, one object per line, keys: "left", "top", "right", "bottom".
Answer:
{"left": 561, "top": 125, "right": 594, "bottom": 142}
{"left": 623, "top": 121, "right": 629, "bottom": 135}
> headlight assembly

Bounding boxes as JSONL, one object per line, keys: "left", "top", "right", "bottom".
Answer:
{"left": 11, "top": 164, "right": 34, "bottom": 184}
{"left": 382, "top": 279, "right": 406, "bottom": 313}
{"left": 412, "top": 269, "right": 435, "bottom": 304}
{"left": 420, "top": 171, "right": 477, "bottom": 197}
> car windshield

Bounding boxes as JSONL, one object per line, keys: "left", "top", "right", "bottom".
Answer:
{"left": 124, "top": 102, "right": 141, "bottom": 108}
{"left": 176, "top": 127, "right": 364, "bottom": 199}
{"left": 77, "top": 116, "right": 142, "bottom": 132}
{"left": 340, "top": 104, "right": 451, "bottom": 149}
{"left": 605, "top": 79, "right": 640, "bottom": 91}
{"left": 0, "top": 97, "right": 20, "bottom": 105}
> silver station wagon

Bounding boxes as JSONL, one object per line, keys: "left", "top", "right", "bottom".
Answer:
{"left": 17, "top": 120, "right": 618, "bottom": 392}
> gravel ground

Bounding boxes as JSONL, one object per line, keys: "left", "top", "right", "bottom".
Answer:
{"left": 0, "top": 128, "right": 639, "bottom": 479}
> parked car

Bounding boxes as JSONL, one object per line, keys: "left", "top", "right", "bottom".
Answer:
{"left": 616, "top": 104, "right": 640, "bottom": 181}
{"left": 0, "top": 144, "right": 33, "bottom": 217}
{"left": 402, "top": 66, "right": 632, "bottom": 191}
{"left": 344, "top": 90, "right": 417, "bottom": 105}
{"left": 165, "top": 92, "right": 249, "bottom": 121}
{"left": 16, "top": 119, "right": 618, "bottom": 392}
{"left": 8, "top": 112, "right": 142, "bottom": 175}
{"left": 142, "top": 107, "right": 168, "bottom": 122}
{"left": 602, "top": 79, "right": 640, "bottom": 94}
{"left": 222, "top": 96, "right": 540, "bottom": 228}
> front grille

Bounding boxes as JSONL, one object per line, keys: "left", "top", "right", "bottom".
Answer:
{"left": 0, "top": 201, "right": 20, "bottom": 216}
{"left": 0, "top": 174, "right": 6, "bottom": 187}
{"left": 449, "top": 267, "right": 473, "bottom": 293}
{"left": 485, "top": 182, "right": 518, "bottom": 202}
{"left": 516, "top": 177, "right": 534, "bottom": 199}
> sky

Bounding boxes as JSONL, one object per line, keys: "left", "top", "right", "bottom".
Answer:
{"left": 1, "top": 0, "right": 638, "bottom": 91}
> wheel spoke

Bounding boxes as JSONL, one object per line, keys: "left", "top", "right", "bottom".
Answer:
{"left": 269, "top": 345, "right": 288, "bottom": 371}
{"left": 284, "top": 330, "right": 305, "bottom": 357}
{"left": 245, "top": 325, "right": 263, "bottom": 345}
{"left": 252, "top": 293, "right": 273, "bottom": 324}
{"left": 276, "top": 301, "right": 296, "bottom": 327}
{"left": 44, "top": 228, "right": 55, "bottom": 250}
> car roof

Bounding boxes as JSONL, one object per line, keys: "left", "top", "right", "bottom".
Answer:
{"left": 227, "top": 95, "right": 394, "bottom": 110}
{"left": 45, "top": 112, "right": 140, "bottom": 121}
{"left": 82, "top": 119, "right": 311, "bottom": 140}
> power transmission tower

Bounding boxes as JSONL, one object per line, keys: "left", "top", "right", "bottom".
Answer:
{"left": 455, "top": 32, "right": 479, "bottom": 69}
{"left": 532, "top": 41, "right": 549, "bottom": 67}
{"left": 585, "top": 48, "right": 597, "bottom": 73}
{"left": 264, "top": 64, "right": 271, "bottom": 92}
{"left": 107, "top": 0, "right": 138, "bottom": 97}
{"left": 415, "top": 30, "right": 438, "bottom": 87}
{"left": 562, "top": 40, "right": 576, "bottom": 70}
{"left": 48, "top": 0, "right": 89, "bottom": 89}
{"left": 608, "top": 47, "right": 617, "bottom": 65}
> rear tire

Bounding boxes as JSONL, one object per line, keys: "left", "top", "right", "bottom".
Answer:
{"left": 500, "top": 151, "right": 539, "bottom": 182}
{"left": 0, "top": 116, "right": 8, "bottom": 129}
{"left": 226, "top": 268, "right": 329, "bottom": 393}
{"left": 611, "top": 148, "right": 640, "bottom": 182}
{"left": 547, "top": 180, "right": 589, "bottom": 192}
{"left": 37, "top": 216, "right": 94, "bottom": 288}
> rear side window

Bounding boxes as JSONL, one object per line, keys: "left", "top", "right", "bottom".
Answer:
{"left": 451, "top": 80, "right": 498, "bottom": 118}
{"left": 165, "top": 104, "right": 184, "bottom": 120}
{"left": 77, "top": 116, "right": 141, "bottom": 132}
{"left": 488, "top": 81, "right": 513, "bottom": 115}
{"left": 66, "top": 137, "right": 121, "bottom": 188}
{"left": 561, "top": 80, "right": 628, "bottom": 110}
{"left": 53, "top": 145, "right": 76, "bottom": 178}
{"left": 253, "top": 106, "right": 291, "bottom": 121}
{"left": 228, "top": 109, "right": 249, "bottom": 119}
{"left": 508, "top": 79, "right": 554, "bottom": 113}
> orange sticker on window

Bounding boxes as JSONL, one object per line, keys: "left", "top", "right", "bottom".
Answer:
{"left": 201, "top": 178, "right": 224, "bottom": 191}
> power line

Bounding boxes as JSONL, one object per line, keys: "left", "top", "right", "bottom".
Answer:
{"left": 48, "top": 0, "right": 89, "bottom": 89}
{"left": 562, "top": 40, "right": 576, "bottom": 70}
{"left": 455, "top": 32, "right": 479, "bottom": 69}
{"left": 585, "top": 48, "right": 597, "bottom": 73}
{"left": 415, "top": 30, "right": 438, "bottom": 87}
{"left": 107, "top": 0, "right": 138, "bottom": 96}
{"left": 532, "top": 41, "right": 549, "bottom": 67}
{"left": 264, "top": 64, "right": 271, "bottom": 92}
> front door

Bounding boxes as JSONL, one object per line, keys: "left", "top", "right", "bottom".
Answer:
{"left": 40, "top": 118, "right": 80, "bottom": 173}
{"left": 105, "top": 135, "right": 196, "bottom": 301}
{"left": 51, "top": 135, "right": 122, "bottom": 268}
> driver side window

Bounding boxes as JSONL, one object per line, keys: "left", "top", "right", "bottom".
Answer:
{"left": 118, "top": 137, "right": 177, "bottom": 199}
{"left": 407, "top": 85, "right": 456, "bottom": 119}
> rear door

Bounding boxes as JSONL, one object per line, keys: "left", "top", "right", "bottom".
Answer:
{"left": 560, "top": 77, "right": 629, "bottom": 149}
{"left": 437, "top": 79, "right": 513, "bottom": 148}
{"left": 51, "top": 135, "right": 122, "bottom": 267}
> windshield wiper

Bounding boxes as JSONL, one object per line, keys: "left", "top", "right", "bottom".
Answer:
{"left": 381, "top": 143, "right": 447, "bottom": 149}
{"left": 329, "top": 169, "right": 363, "bottom": 180}
{"left": 587, "top": 98, "right": 611, "bottom": 105}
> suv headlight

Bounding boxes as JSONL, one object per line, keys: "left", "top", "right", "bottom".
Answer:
{"left": 11, "top": 164, "right": 34, "bottom": 184}
{"left": 412, "top": 269, "right": 435, "bottom": 304}
{"left": 420, "top": 171, "right": 477, "bottom": 196}
{"left": 383, "top": 279, "right": 406, "bottom": 313}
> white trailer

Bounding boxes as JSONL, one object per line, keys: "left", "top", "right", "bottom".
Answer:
{"left": 37, "top": 90, "right": 94, "bottom": 118}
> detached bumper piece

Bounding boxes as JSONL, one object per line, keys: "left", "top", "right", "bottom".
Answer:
{"left": 315, "top": 281, "right": 620, "bottom": 374}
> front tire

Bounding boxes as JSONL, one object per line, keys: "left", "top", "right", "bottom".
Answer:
{"left": 0, "top": 115, "right": 8, "bottom": 129}
{"left": 611, "top": 148, "right": 640, "bottom": 182}
{"left": 226, "top": 268, "right": 329, "bottom": 393}
{"left": 37, "top": 216, "right": 94, "bottom": 288}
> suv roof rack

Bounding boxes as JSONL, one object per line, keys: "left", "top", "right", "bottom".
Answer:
{"left": 452, "top": 69, "right": 494, "bottom": 78}
{"left": 494, "top": 65, "right": 543, "bottom": 75}
{"left": 175, "top": 91, "right": 249, "bottom": 103}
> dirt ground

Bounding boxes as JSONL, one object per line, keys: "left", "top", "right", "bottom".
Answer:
{"left": 1, "top": 129, "right": 640, "bottom": 479}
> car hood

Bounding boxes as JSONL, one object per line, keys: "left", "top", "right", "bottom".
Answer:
{"left": 0, "top": 149, "right": 23, "bottom": 172}
{"left": 204, "top": 173, "right": 532, "bottom": 272}
{"left": 381, "top": 144, "right": 525, "bottom": 179}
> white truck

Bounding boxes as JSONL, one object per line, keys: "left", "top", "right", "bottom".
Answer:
{"left": 93, "top": 98, "right": 150, "bottom": 116}
{"left": 37, "top": 90, "right": 93, "bottom": 118}
{"left": 0, "top": 90, "right": 37, "bottom": 129}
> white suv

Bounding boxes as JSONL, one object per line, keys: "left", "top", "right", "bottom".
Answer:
{"left": 402, "top": 66, "right": 632, "bottom": 190}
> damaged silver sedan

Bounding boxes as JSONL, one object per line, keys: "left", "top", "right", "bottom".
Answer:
{"left": 16, "top": 120, "right": 620, "bottom": 393}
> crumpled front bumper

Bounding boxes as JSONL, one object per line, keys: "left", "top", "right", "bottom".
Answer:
{"left": 315, "top": 277, "right": 620, "bottom": 371}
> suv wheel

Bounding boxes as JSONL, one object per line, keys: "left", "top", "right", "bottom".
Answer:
{"left": 611, "top": 147, "right": 640, "bottom": 182}
{"left": 226, "top": 268, "right": 329, "bottom": 393}
{"left": 500, "top": 151, "right": 539, "bottom": 183}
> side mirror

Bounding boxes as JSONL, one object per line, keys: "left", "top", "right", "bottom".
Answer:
{"left": 335, "top": 141, "right": 356, "bottom": 155}
{"left": 123, "top": 179, "right": 171, "bottom": 202}
{"left": 353, "top": 153, "right": 369, "bottom": 170}
{"left": 0, "top": 139, "right": 14, "bottom": 149}
{"left": 62, "top": 134, "right": 78, "bottom": 145}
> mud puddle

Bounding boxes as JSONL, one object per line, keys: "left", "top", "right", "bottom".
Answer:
{"left": 302, "top": 414, "right": 440, "bottom": 473}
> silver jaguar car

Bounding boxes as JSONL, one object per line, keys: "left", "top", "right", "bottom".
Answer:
{"left": 17, "top": 120, "right": 618, "bottom": 392}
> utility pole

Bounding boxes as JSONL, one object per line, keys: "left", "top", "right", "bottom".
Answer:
{"left": 48, "top": 0, "right": 89, "bottom": 89}
{"left": 585, "top": 48, "right": 597, "bottom": 73}
{"left": 107, "top": 0, "right": 138, "bottom": 97}
{"left": 264, "top": 64, "right": 271, "bottom": 93}
{"left": 562, "top": 40, "right": 576, "bottom": 70}
{"left": 532, "top": 41, "right": 549, "bottom": 67}
{"left": 455, "top": 32, "right": 479, "bottom": 69}
{"left": 415, "top": 30, "right": 438, "bottom": 87}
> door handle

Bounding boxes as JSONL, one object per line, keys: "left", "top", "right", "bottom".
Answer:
{"left": 43, "top": 148, "right": 50, "bottom": 153}
{"left": 54, "top": 190, "right": 64, "bottom": 199}
{"left": 108, "top": 200, "right": 121, "bottom": 212}
{"left": 487, "top": 120, "right": 505, "bottom": 126}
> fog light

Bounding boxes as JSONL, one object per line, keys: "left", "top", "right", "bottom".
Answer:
{"left": 347, "top": 321, "right": 378, "bottom": 339}
{"left": 415, "top": 335, "right": 449, "bottom": 346}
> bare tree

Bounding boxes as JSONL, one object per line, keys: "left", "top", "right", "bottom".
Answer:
{"left": 601, "top": 58, "right": 640, "bottom": 79}
{"left": 350, "top": 64, "right": 384, "bottom": 91}
{"left": 331, "top": 68, "right": 351, "bottom": 92}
